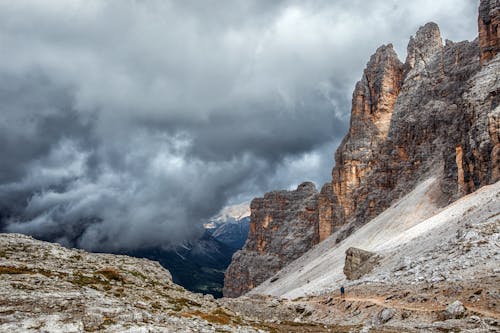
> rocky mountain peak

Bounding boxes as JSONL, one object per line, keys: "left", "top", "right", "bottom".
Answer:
{"left": 479, "top": 0, "right": 500, "bottom": 64}
{"left": 224, "top": 3, "right": 499, "bottom": 299}
{"left": 296, "top": 181, "right": 317, "bottom": 193}
{"left": 351, "top": 42, "right": 403, "bottom": 139}
{"left": 405, "top": 22, "right": 443, "bottom": 71}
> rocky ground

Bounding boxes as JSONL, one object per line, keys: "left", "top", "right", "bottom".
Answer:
{"left": 0, "top": 233, "right": 413, "bottom": 332}
{"left": 0, "top": 233, "right": 268, "bottom": 332}
{"left": 224, "top": 0, "right": 500, "bottom": 300}
{"left": 221, "top": 180, "right": 500, "bottom": 332}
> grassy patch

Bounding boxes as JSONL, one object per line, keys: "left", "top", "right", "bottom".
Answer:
{"left": 96, "top": 268, "right": 124, "bottom": 283}
{"left": 129, "top": 270, "right": 147, "bottom": 280}
{"left": 71, "top": 274, "right": 108, "bottom": 288}
{"left": 0, "top": 266, "right": 35, "bottom": 275}
{"left": 182, "top": 308, "right": 233, "bottom": 326}
{"left": 0, "top": 266, "right": 53, "bottom": 277}
{"left": 170, "top": 297, "right": 202, "bottom": 311}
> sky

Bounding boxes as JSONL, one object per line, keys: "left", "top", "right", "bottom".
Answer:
{"left": 0, "top": 0, "right": 478, "bottom": 251}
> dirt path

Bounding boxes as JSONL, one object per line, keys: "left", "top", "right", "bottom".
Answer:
{"left": 342, "top": 296, "right": 443, "bottom": 313}
{"left": 316, "top": 295, "right": 499, "bottom": 319}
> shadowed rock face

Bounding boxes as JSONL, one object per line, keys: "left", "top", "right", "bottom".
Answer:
{"left": 224, "top": 1, "right": 500, "bottom": 298}
{"left": 223, "top": 182, "right": 319, "bottom": 298}
{"left": 331, "top": 43, "right": 404, "bottom": 230}
{"left": 321, "top": 11, "right": 499, "bottom": 241}
{"left": 479, "top": 0, "right": 500, "bottom": 64}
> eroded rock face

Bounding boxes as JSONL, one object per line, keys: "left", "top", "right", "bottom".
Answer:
{"left": 343, "top": 247, "right": 382, "bottom": 280}
{"left": 323, "top": 18, "right": 498, "bottom": 239}
{"left": 224, "top": 2, "right": 500, "bottom": 297}
{"left": 223, "top": 182, "right": 319, "bottom": 297}
{"left": 479, "top": 0, "right": 500, "bottom": 64}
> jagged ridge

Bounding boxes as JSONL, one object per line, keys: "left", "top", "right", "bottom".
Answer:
{"left": 224, "top": 0, "right": 500, "bottom": 298}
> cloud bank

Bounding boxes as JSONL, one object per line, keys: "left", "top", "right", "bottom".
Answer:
{"left": 0, "top": 0, "right": 477, "bottom": 250}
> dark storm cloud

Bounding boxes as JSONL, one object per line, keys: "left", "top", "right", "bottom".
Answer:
{"left": 0, "top": 0, "right": 477, "bottom": 250}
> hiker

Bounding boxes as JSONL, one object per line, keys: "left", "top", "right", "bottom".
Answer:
{"left": 340, "top": 285, "right": 345, "bottom": 298}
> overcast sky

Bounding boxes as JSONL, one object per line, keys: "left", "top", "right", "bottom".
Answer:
{"left": 0, "top": 0, "right": 478, "bottom": 251}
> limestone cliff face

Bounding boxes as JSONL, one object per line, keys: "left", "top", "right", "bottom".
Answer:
{"left": 331, "top": 44, "right": 404, "bottom": 228}
{"left": 224, "top": 1, "right": 500, "bottom": 297}
{"left": 223, "top": 182, "right": 319, "bottom": 298}
{"left": 479, "top": 0, "right": 500, "bottom": 64}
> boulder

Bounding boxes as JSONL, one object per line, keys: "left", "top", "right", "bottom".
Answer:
{"left": 344, "top": 247, "right": 382, "bottom": 280}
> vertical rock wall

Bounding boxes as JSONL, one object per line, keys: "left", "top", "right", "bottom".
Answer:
{"left": 224, "top": 0, "right": 500, "bottom": 297}
{"left": 223, "top": 183, "right": 319, "bottom": 298}
{"left": 479, "top": 0, "right": 500, "bottom": 64}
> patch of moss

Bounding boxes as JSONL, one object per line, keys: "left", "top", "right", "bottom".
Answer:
{"left": 96, "top": 268, "right": 124, "bottom": 283}
{"left": 71, "top": 274, "right": 108, "bottom": 288}
{"left": 183, "top": 308, "right": 233, "bottom": 326}
{"left": 0, "top": 266, "right": 53, "bottom": 277}
{"left": 129, "top": 270, "right": 147, "bottom": 280}
{"left": 170, "top": 297, "right": 201, "bottom": 311}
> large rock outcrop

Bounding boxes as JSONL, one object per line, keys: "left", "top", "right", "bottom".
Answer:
{"left": 223, "top": 182, "right": 319, "bottom": 298}
{"left": 343, "top": 247, "right": 382, "bottom": 280}
{"left": 224, "top": 0, "right": 500, "bottom": 297}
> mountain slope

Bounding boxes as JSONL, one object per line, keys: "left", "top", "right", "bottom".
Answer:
{"left": 0, "top": 234, "right": 263, "bottom": 332}
{"left": 224, "top": 0, "right": 500, "bottom": 297}
{"left": 250, "top": 178, "right": 500, "bottom": 299}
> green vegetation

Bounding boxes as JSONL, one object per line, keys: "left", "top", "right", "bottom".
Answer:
{"left": 182, "top": 307, "right": 233, "bottom": 326}
{"left": 170, "top": 297, "right": 202, "bottom": 312}
{"left": 129, "top": 270, "right": 148, "bottom": 280}
{"left": 0, "top": 265, "right": 52, "bottom": 277}
{"left": 96, "top": 267, "right": 124, "bottom": 282}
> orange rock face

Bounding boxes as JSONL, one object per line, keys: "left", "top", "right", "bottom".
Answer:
{"left": 223, "top": 182, "right": 319, "bottom": 298}
{"left": 479, "top": 0, "right": 500, "bottom": 65}
{"left": 331, "top": 44, "right": 404, "bottom": 226}
{"left": 224, "top": 2, "right": 500, "bottom": 298}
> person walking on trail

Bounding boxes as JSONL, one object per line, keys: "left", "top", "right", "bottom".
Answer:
{"left": 340, "top": 286, "right": 345, "bottom": 298}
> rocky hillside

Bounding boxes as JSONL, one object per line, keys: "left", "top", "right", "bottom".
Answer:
{"left": 234, "top": 176, "right": 500, "bottom": 332}
{"left": 0, "top": 233, "right": 407, "bottom": 333}
{"left": 224, "top": 182, "right": 319, "bottom": 297}
{"left": 0, "top": 233, "right": 268, "bottom": 332}
{"left": 224, "top": 0, "right": 500, "bottom": 297}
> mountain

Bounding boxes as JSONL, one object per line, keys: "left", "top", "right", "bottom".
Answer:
{"left": 212, "top": 216, "right": 250, "bottom": 250}
{"left": 221, "top": 181, "right": 499, "bottom": 332}
{"left": 224, "top": 0, "right": 500, "bottom": 298}
{"left": 223, "top": 182, "right": 320, "bottom": 297}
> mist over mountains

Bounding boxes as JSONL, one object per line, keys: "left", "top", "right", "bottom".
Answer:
{"left": 0, "top": 0, "right": 477, "bottom": 251}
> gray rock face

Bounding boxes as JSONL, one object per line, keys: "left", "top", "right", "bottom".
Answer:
{"left": 223, "top": 182, "right": 319, "bottom": 297}
{"left": 343, "top": 247, "right": 382, "bottom": 280}
{"left": 224, "top": 2, "right": 500, "bottom": 297}
{"left": 479, "top": 0, "right": 500, "bottom": 64}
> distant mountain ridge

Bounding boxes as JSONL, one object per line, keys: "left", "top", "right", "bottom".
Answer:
{"left": 130, "top": 208, "right": 250, "bottom": 298}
